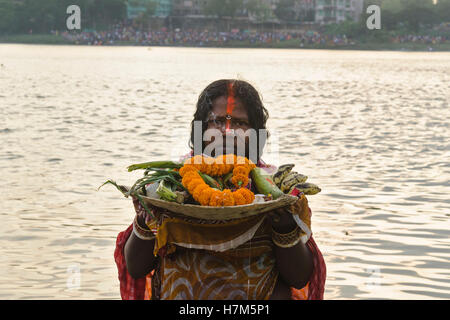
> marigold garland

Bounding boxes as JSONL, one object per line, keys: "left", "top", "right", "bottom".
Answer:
{"left": 179, "top": 154, "right": 256, "bottom": 206}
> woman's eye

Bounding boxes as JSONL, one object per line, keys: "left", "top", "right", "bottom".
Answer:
{"left": 208, "top": 119, "right": 225, "bottom": 126}
{"left": 235, "top": 120, "right": 248, "bottom": 127}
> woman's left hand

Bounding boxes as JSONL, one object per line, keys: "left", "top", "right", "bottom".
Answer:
{"left": 268, "top": 207, "right": 298, "bottom": 234}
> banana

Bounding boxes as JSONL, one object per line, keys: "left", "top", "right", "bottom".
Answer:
{"left": 272, "top": 163, "right": 295, "bottom": 187}
{"left": 290, "top": 183, "right": 321, "bottom": 195}
{"left": 280, "top": 171, "right": 308, "bottom": 192}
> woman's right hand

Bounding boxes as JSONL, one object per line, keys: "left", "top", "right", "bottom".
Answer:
{"left": 125, "top": 196, "right": 158, "bottom": 279}
{"left": 132, "top": 196, "right": 153, "bottom": 230}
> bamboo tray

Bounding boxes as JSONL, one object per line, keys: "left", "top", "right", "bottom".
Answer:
{"left": 138, "top": 192, "right": 298, "bottom": 221}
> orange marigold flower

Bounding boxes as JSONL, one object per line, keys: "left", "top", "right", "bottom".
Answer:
{"left": 179, "top": 154, "right": 255, "bottom": 206}
{"left": 225, "top": 154, "right": 237, "bottom": 164}
{"left": 235, "top": 156, "right": 249, "bottom": 165}
{"left": 201, "top": 158, "right": 213, "bottom": 175}
{"left": 199, "top": 162, "right": 209, "bottom": 173}
{"left": 182, "top": 170, "right": 200, "bottom": 186}
{"left": 222, "top": 189, "right": 235, "bottom": 206}
{"left": 203, "top": 156, "right": 215, "bottom": 165}
{"left": 183, "top": 164, "right": 199, "bottom": 175}
{"left": 233, "top": 166, "right": 249, "bottom": 176}
{"left": 209, "top": 189, "right": 223, "bottom": 207}
{"left": 236, "top": 188, "right": 254, "bottom": 203}
{"left": 231, "top": 174, "right": 248, "bottom": 187}
{"left": 183, "top": 169, "right": 199, "bottom": 179}
{"left": 214, "top": 155, "right": 225, "bottom": 165}
{"left": 193, "top": 184, "right": 209, "bottom": 200}
{"left": 198, "top": 188, "right": 213, "bottom": 206}
{"left": 179, "top": 165, "right": 190, "bottom": 177}
{"left": 233, "top": 192, "right": 247, "bottom": 205}
{"left": 215, "top": 165, "right": 226, "bottom": 176}
{"left": 187, "top": 178, "right": 204, "bottom": 193}
{"left": 219, "top": 164, "right": 226, "bottom": 174}
{"left": 192, "top": 155, "right": 204, "bottom": 165}
{"left": 212, "top": 165, "right": 221, "bottom": 176}
{"left": 225, "top": 164, "right": 234, "bottom": 174}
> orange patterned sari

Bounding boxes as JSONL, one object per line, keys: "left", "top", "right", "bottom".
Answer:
{"left": 141, "top": 194, "right": 312, "bottom": 300}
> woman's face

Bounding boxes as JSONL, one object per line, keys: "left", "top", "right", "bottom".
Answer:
{"left": 203, "top": 95, "right": 252, "bottom": 158}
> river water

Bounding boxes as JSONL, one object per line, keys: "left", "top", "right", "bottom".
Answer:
{"left": 0, "top": 44, "right": 449, "bottom": 299}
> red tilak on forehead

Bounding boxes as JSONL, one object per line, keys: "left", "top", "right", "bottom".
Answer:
{"left": 226, "top": 82, "right": 235, "bottom": 132}
{"left": 226, "top": 82, "right": 235, "bottom": 115}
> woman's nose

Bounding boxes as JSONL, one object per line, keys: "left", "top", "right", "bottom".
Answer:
{"left": 223, "top": 126, "right": 235, "bottom": 136}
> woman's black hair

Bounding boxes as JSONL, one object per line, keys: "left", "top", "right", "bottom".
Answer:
{"left": 189, "top": 79, "right": 270, "bottom": 163}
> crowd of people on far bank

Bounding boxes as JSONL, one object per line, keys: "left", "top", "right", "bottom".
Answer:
{"left": 391, "top": 34, "right": 448, "bottom": 45}
{"left": 58, "top": 22, "right": 449, "bottom": 48}
{"left": 60, "top": 24, "right": 352, "bottom": 47}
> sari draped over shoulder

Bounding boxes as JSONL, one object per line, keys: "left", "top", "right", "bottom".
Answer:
{"left": 114, "top": 152, "right": 326, "bottom": 300}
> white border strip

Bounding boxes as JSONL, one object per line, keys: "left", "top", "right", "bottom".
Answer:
{"left": 293, "top": 215, "right": 312, "bottom": 244}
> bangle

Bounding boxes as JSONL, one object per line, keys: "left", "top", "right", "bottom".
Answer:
{"left": 133, "top": 216, "right": 156, "bottom": 241}
{"left": 272, "top": 225, "right": 302, "bottom": 248}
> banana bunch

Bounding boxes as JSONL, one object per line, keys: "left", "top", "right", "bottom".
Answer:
{"left": 272, "top": 164, "right": 321, "bottom": 195}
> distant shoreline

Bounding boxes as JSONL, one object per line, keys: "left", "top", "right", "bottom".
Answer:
{"left": 1, "top": 34, "right": 449, "bottom": 52}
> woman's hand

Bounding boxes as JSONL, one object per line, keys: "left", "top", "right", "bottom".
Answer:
{"left": 268, "top": 207, "right": 298, "bottom": 234}
{"left": 125, "top": 196, "right": 158, "bottom": 279}
{"left": 268, "top": 201, "right": 313, "bottom": 290}
{"left": 132, "top": 196, "right": 152, "bottom": 230}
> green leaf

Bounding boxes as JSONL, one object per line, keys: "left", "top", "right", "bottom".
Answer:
{"left": 127, "top": 161, "right": 182, "bottom": 172}
{"left": 98, "top": 180, "right": 129, "bottom": 197}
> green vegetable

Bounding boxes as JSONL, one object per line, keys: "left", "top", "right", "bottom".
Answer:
{"left": 97, "top": 180, "right": 129, "bottom": 196}
{"left": 156, "top": 179, "right": 178, "bottom": 202}
{"left": 145, "top": 167, "right": 181, "bottom": 178}
{"left": 223, "top": 172, "right": 233, "bottom": 184}
{"left": 250, "top": 167, "right": 284, "bottom": 199}
{"left": 174, "top": 191, "right": 189, "bottom": 204}
{"left": 198, "top": 171, "right": 223, "bottom": 190}
{"left": 127, "top": 169, "right": 185, "bottom": 197}
{"left": 217, "top": 176, "right": 224, "bottom": 190}
{"left": 222, "top": 171, "right": 233, "bottom": 188}
{"left": 127, "top": 176, "right": 166, "bottom": 197}
{"left": 127, "top": 161, "right": 182, "bottom": 172}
